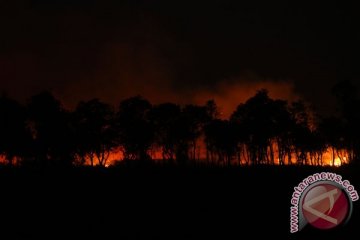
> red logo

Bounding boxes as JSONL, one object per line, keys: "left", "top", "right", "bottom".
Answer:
{"left": 301, "top": 183, "right": 350, "bottom": 230}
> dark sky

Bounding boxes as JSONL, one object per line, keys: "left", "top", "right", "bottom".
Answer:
{"left": 0, "top": 0, "right": 358, "bottom": 116}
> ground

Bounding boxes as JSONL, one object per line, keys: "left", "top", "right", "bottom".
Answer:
{"left": 0, "top": 164, "right": 359, "bottom": 239}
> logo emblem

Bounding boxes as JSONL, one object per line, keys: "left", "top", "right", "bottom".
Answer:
{"left": 301, "top": 183, "right": 350, "bottom": 230}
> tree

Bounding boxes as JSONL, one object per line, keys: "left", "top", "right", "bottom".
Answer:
{"left": 288, "top": 101, "right": 321, "bottom": 165}
{"left": 73, "top": 98, "right": 116, "bottom": 166}
{"left": 204, "top": 119, "right": 238, "bottom": 166}
{"left": 205, "top": 99, "right": 220, "bottom": 120}
{"left": 181, "top": 104, "right": 208, "bottom": 162}
{"left": 318, "top": 117, "right": 347, "bottom": 165}
{"left": 231, "top": 90, "right": 280, "bottom": 165}
{"left": 27, "top": 91, "right": 74, "bottom": 167}
{"left": 149, "top": 103, "right": 182, "bottom": 162}
{"left": 116, "top": 96, "right": 154, "bottom": 161}
{"left": 0, "top": 95, "right": 31, "bottom": 165}
{"left": 204, "top": 100, "right": 221, "bottom": 163}
{"left": 268, "top": 100, "right": 295, "bottom": 165}
{"left": 332, "top": 80, "right": 360, "bottom": 163}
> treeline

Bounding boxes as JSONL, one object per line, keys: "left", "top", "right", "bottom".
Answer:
{"left": 1, "top": 81, "right": 360, "bottom": 167}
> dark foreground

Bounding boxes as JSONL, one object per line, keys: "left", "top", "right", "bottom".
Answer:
{"left": 0, "top": 164, "right": 359, "bottom": 239}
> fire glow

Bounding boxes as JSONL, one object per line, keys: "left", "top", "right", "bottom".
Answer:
{"left": 71, "top": 145, "right": 348, "bottom": 167}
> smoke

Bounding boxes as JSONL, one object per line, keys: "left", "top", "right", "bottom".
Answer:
{"left": 192, "top": 79, "right": 299, "bottom": 119}
{"left": 1, "top": 35, "right": 299, "bottom": 116}
{"left": 51, "top": 38, "right": 299, "bottom": 116}
{"left": 56, "top": 49, "right": 299, "bottom": 118}
{"left": 1, "top": 4, "right": 300, "bottom": 115}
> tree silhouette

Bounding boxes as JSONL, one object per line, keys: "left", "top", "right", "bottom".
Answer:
{"left": 268, "top": 99, "right": 295, "bottom": 165}
{"left": 116, "top": 96, "right": 154, "bottom": 161}
{"left": 318, "top": 117, "right": 346, "bottom": 165}
{"left": 205, "top": 100, "right": 220, "bottom": 120}
{"left": 26, "top": 91, "right": 74, "bottom": 167}
{"left": 149, "top": 103, "right": 182, "bottom": 162}
{"left": 74, "top": 98, "right": 116, "bottom": 166}
{"left": 204, "top": 119, "right": 238, "bottom": 166}
{"left": 288, "top": 101, "right": 314, "bottom": 165}
{"left": 0, "top": 95, "right": 31, "bottom": 165}
{"left": 204, "top": 100, "right": 221, "bottom": 164}
{"left": 0, "top": 86, "right": 357, "bottom": 167}
{"left": 181, "top": 104, "right": 208, "bottom": 162}
{"left": 231, "top": 90, "right": 281, "bottom": 165}
{"left": 332, "top": 80, "right": 360, "bottom": 164}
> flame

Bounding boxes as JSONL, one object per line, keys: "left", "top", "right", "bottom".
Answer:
{"left": 332, "top": 158, "right": 342, "bottom": 167}
{"left": 0, "top": 143, "right": 350, "bottom": 167}
{"left": 322, "top": 149, "right": 348, "bottom": 167}
{"left": 329, "top": 157, "right": 347, "bottom": 167}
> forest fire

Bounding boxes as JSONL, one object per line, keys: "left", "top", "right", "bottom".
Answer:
{"left": 0, "top": 141, "right": 350, "bottom": 167}
{"left": 72, "top": 145, "right": 349, "bottom": 167}
{"left": 322, "top": 149, "right": 348, "bottom": 167}
{"left": 0, "top": 84, "right": 359, "bottom": 168}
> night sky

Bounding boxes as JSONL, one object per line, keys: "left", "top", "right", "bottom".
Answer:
{"left": 0, "top": 0, "right": 358, "bottom": 116}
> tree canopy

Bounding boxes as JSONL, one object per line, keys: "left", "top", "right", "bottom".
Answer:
{"left": 0, "top": 83, "right": 359, "bottom": 167}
